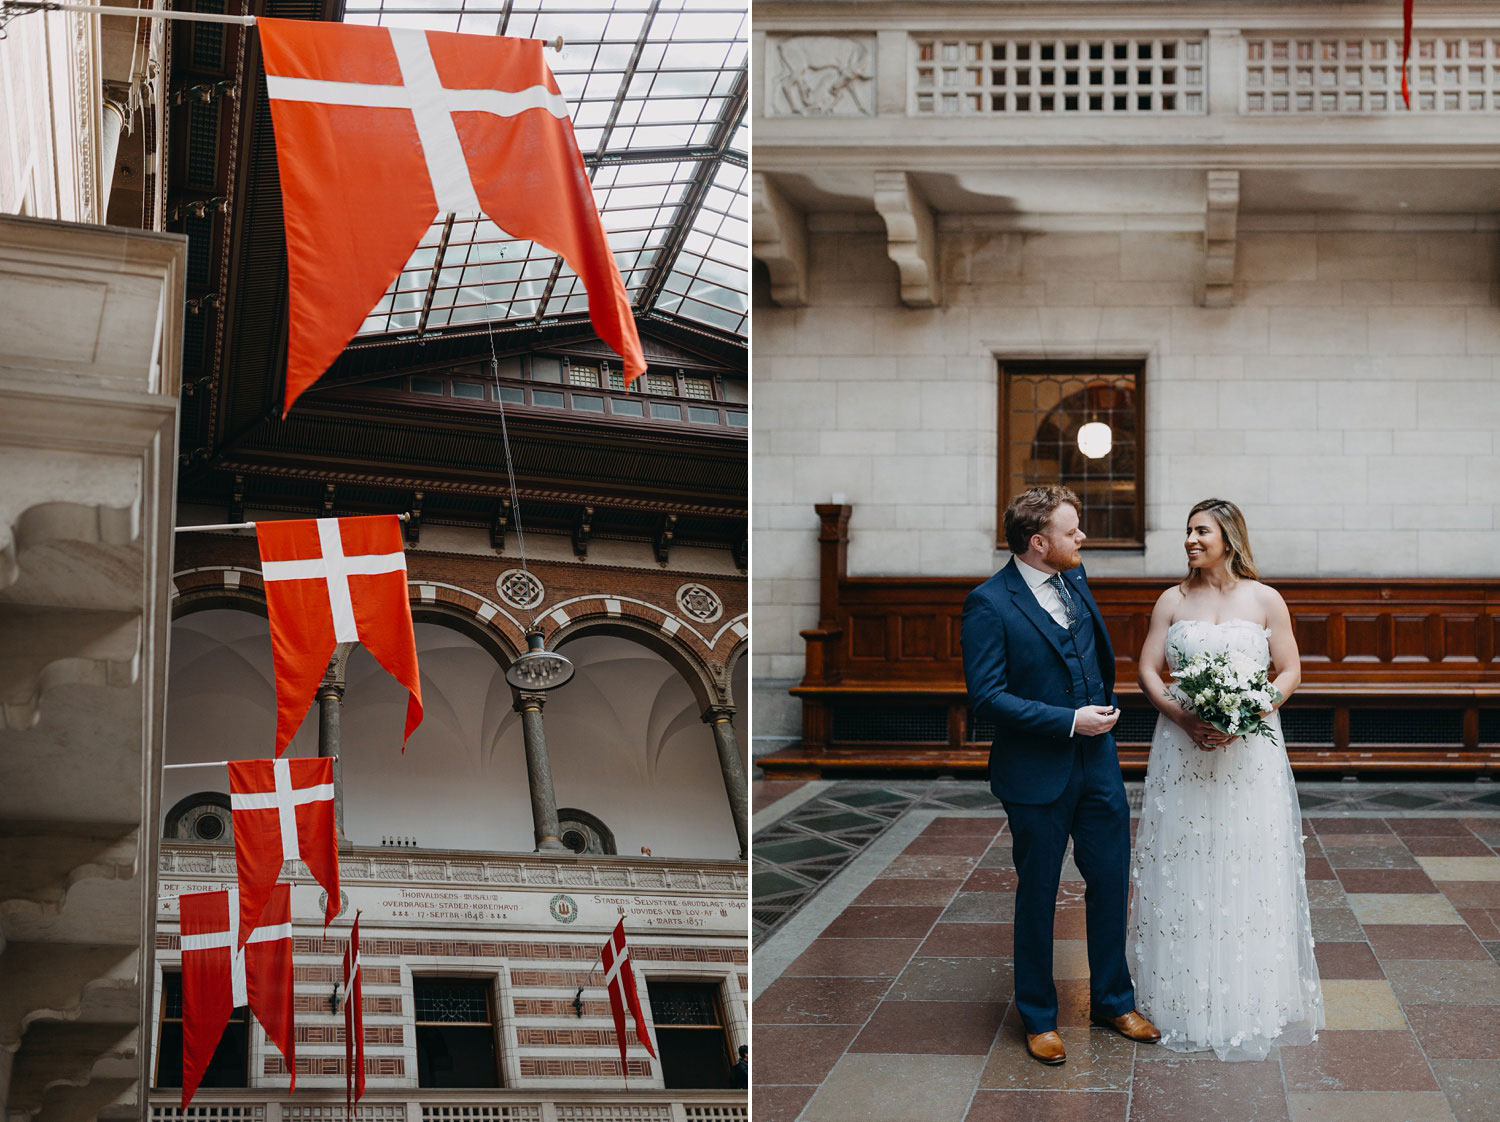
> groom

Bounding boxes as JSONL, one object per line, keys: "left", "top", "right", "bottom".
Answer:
{"left": 961, "top": 485, "right": 1159, "bottom": 1064}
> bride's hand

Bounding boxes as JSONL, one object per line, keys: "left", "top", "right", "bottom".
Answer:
{"left": 1176, "top": 713, "right": 1232, "bottom": 752}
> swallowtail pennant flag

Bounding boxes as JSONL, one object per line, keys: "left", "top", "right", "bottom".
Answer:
{"left": 255, "top": 515, "right": 423, "bottom": 758}
{"left": 256, "top": 17, "right": 646, "bottom": 415}
{"left": 228, "top": 756, "right": 339, "bottom": 946}
{"left": 178, "top": 885, "right": 296, "bottom": 1107}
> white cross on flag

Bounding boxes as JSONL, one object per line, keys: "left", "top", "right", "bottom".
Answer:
{"left": 343, "top": 911, "right": 366, "bottom": 1116}
{"left": 255, "top": 515, "right": 423, "bottom": 758}
{"left": 229, "top": 756, "right": 339, "bottom": 946}
{"left": 179, "top": 885, "right": 296, "bottom": 1107}
{"left": 600, "top": 917, "right": 657, "bottom": 1078}
{"left": 256, "top": 17, "right": 646, "bottom": 416}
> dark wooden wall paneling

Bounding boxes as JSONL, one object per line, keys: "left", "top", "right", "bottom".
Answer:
{"left": 762, "top": 505, "right": 1500, "bottom": 778}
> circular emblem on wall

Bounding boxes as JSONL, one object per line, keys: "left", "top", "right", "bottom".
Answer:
{"left": 318, "top": 889, "right": 351, "bottom": 919}
{"left": 549, "top": 893, "right": 580, "bottom": 924}
{"left": 497, "top": 569, "right": 545, "bottom": 610}
{"left": 676, "top": 582, "right": 723, "bottom": 623}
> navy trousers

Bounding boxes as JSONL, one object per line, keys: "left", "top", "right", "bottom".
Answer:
{"left": 1000, "top": 738, "right": 1134, "bottom": 1033}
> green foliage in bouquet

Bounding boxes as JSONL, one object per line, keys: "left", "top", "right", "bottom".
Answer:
{"left": 1168, "top": 646, "right": 1283, "bottom": 748}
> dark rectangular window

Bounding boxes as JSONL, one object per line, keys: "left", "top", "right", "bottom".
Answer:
{"left": 154, "top": 972, "right": 249, "bottom": 1090}
{"left": 648, "top": 981, "right": 734, "bottom": 1089}
{"left": 414, "top": 977, "right": 500, "bottom": 1088}
{"left": 999, "top": 360, "right": 1144, "bottom": 547}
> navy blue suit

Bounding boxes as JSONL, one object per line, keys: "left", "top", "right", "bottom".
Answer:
{"left": 961, "top": 559, "right": 1135, "bottom": 1033}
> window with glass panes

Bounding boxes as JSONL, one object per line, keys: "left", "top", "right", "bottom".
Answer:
{"left": 154, "top": 972, "right": 250, "bottom": 1089}
{"left": 413, "top": 977, "right": 501, "bottom": 1088}
{"left": 648, "top": 980, "right": 735, "bottom": 1089}
{"left": 999, "top": 360, "right": 1144, "bottom": 547}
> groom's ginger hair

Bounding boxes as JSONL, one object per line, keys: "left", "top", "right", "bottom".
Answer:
{"left": 1004, "top": 485, "right": 1081, "bottom": 555}
{"left": 1187, "top": 498, "right": 1259, "bottom": 581}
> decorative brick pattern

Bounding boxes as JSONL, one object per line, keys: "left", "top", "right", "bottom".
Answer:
{"left": 294, "top": 1024, "right": 404, "bottom": 1045}
{"left": 266, "top": 1055, "right": 404, "bottom": 1076}
{"left": 520, "top": 1058, "right": 652, "bottom": 1079}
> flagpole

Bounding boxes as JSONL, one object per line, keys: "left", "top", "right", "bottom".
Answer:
{"left": 175, "top": 514, "right": 410, "bottom": 533}
{"left": 1, "top": 2, "right": 564, "bottom": 45}
{"left": 164, "top": 757, "right": 338, "bottom": 768}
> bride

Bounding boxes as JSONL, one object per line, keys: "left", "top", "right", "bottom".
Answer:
{"left": 1129, "top": 498, "right": 1323, "bottom": 1060}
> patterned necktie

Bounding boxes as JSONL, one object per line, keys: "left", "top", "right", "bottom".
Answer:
{"left": 1046, "top": 572, "right": 1079, "bottom": 628}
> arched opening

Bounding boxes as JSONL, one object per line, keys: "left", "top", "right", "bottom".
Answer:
{"left": 543, "top": 631, "right": 739, "bottom": 860}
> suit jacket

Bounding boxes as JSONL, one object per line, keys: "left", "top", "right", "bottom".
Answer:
{"left": 961, "top": 559, "right": 1119, "bottom": 805}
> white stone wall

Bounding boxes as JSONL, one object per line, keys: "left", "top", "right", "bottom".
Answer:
{"left": 752, "top": 223, "right": 1500, "bottom": 746}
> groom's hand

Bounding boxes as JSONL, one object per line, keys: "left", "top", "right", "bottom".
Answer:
{"left": 1074, "top": 705, "right": 1120, "bottom": 736}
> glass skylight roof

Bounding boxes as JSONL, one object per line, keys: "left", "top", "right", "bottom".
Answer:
{"left": 344, "top": 0, "right": 748, "bottom": 340}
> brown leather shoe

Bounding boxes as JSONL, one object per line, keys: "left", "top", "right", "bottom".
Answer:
{"left": 1090, "top": 1009, "right": 1162, "bottom": 1042}
{"left": 1025, "top": 1030, "right": 1066, "bottom": 1065}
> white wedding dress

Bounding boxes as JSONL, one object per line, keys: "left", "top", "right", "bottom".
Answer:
{"left": 1129, "top": 618, "right": 1324, "bottom": 1061}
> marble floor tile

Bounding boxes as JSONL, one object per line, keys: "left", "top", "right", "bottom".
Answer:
{"left": 1383, "top": 959, "right": 1500, "bottom": 1004}
{"left": 1436, "top": 880, "right": 1500, "bottom": 908}
{"left": 964, "top": 1089, "right": 1129, "bottom": 1122}
{"left": 1431, "top": 1058, "right": 1500, "bottom": 1122}
{"left": 940, "top": 892, "right": 1017, "bottom": 924}
{"left": 1335, "top": 868, "right": 1438, "bottom": 894}
{"left": 963, "top": 868, "right": 1020, "bottom": 892}
{"left": 998, "top": 979, "right": 1093, "bottom": 1027}
{"left": 1280, "top": 1029, "right": 1438, "bottom": 1092}
{"left": 851, "top": 998, "right": 1007, "bottom": 1055}
{"left": 851, "top": 877, "right": 965, "bottom": 907}
{"left": 1387, "top": 817, "right": 1474, "bottom": 836}
{"left": 919, "top": 922, "right": 1014, "bottom": 958}
{"left": 977, "top": 845, "right": 1017, "bottom": 869}
{"left": 1416, "top": 856, "right": 1500, "bottom": 880}
{"left": 751, "top": 1084, "right": 817, "bottom": 1122}
{"left": 799, "top": 1053, "right": 987, "bottom": 1122}
{"left": 1362, "top": 923, "right": 1489, "bottom": 960}
{"left": 1130, "top": 1051, "right": 1292, "bottom": 1122}
{"left": 1286, "top": 1091, "right": 1457, "bottom": 1122}
{"left": 904, "top": 833, "right": 998, "bottom": 857}
{"left": 1314, "top": 940, "right": 1385, "bottom": 979}
{"left": 755, "top": 975, "right": 893, "bottom": 1025}
{"left": 1307, "top": 880, "right": 1350, "bottom": 906}
{"left": 1404, "top": 835, "right": 1494, "bottom": 856}
{"left": 1322, "top": 844, "right": 1421, "bottom": 869}
{"left": 1346, "top": 893, "right": 1464, "bottom": 925}
{"left": 879, "top": 853, "right": 981, "bottom": 879}
{"left": 1404, "top": 1003, "right": 1500, "bottom": 1058}
{"left": 977, "top": 1024, "right": 1135, "bottom": 1091}
{"left": 888, "top": 955, "right": 1012, "bottom": 1002}
{"left": 820, "top": 903, "right": 944, "bottom": 939}
{"left": 752, "top": 1023, "right": 862, "bottom": 1085}
{"left": 1305, "top": 856, "right": 1338, "bottom": 880}
{"left": 1320, "top": 979, "right": 1408, "bottom": 1029}
{"left": 922, "top": 816, "right": 1007, "bottom": 836}
{"left": 783, "top": 936, "right": 924, "bottom": 977}
{"left": 1311, "top": 906, "right": 1369, "bottom": 941}
{"left": 1050, "top": 940, "right": 1090, "bottom": 980}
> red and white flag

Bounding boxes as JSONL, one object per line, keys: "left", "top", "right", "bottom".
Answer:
{"left": 256, "top": 515, "right": 423, "bottom": 757}
{"left": 343, "top": 911, "right": 366, "bottom": 1116}
{"left": 257, "top": 17, "right": 646, "bottom": 415}
{"left": 600, "top": 918, "right": 657, "bottom": 1077}
{"left": 179, "top": 885, "right": 297, "bottom": 1107}
{"left": 229, "top": 756, "right": 339, "bottom": 946}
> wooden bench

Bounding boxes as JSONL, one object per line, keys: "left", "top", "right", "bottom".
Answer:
{"left": 759, "top": 504, "right": 1500, "bottom": 779}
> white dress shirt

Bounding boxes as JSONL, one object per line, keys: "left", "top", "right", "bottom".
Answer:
{"left": 1015, "top": 557, "right": 1081, "bottom": 735}
{"left": 1015, "top": 556, "right": 1072, "bottom": 629}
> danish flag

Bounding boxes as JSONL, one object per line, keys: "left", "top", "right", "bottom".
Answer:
{"left": 256, "top": 17, "right": 645, "bottom": 415}
{"left": 179, "top": 885, "right": 296, "bottom": 1107}
{"left": 343, "top": 912, "right": 366, "bottom": 1116}
{"left": 600, "top": 918, "right": 657, "bottom": 1077}
{"left": 229, "top": 757, "right": 339, "bottom": 946}
{"left": 256, "top": 515, "right": 422, "bottom": 757}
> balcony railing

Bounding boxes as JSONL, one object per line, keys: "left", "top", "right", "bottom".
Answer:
{"left": 149, "top": 1092, "right": 748, "bottom": 1122}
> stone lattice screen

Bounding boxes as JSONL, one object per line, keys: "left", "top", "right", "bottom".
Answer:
{"left": 1244, "top": 34, "right": 1500, "bottom": 112}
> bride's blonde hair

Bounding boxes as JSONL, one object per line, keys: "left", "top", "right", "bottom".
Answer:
{"left": 1185, "top": 498, "right": 1259, "bottom": 581}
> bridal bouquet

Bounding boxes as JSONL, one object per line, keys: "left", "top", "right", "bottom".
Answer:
{"left": 1168, "top": 647, "right": 1282, "bottom": 747}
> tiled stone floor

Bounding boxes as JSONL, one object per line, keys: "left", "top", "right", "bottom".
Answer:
{"left": 752, "top": 779, "right": 1500, "bottom": 1122}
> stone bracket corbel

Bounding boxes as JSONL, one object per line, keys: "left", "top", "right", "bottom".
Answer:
{"left": 751, "top": 172, "right": 808, "bottom": 307}
{"left": 873, "top": 170, "right": 942, "bottom": 307}
{"left": 1203, "top": 169, "right": 1240, "bottom": 308}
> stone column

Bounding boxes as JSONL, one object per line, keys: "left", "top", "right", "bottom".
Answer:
{"left": 515, "top": 692, "right": 567, "bottom": 852}
{"left": 100, "top": 96, "right": 128, "bottom": 212}
{"left": 317, "top": 646, "right": 351, "bottom": 850}
{"left": 704, "top": 704, "right": 748, "bottom": 859}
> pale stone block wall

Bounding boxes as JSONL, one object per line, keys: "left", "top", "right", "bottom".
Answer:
{"left": 752, "top": 226, "right": 1500, "bottom": 748}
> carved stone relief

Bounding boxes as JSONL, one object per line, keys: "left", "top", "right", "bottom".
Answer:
{"left": 768, "top": 35, "right": 875, "bottom": 117}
